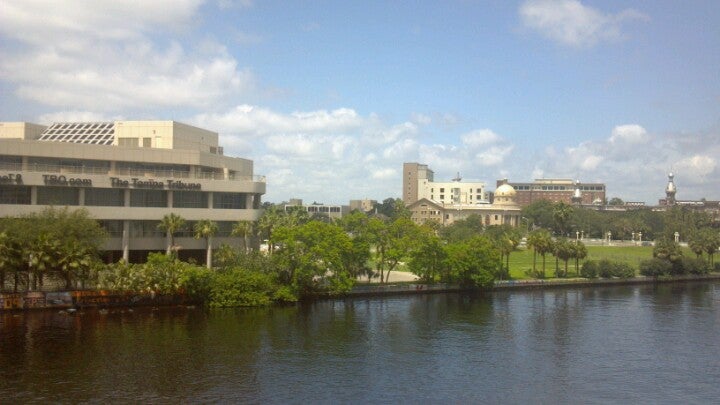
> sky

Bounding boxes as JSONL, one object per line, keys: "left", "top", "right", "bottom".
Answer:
{"left": 1, "top": 0, "right": 719, "bottom": 205}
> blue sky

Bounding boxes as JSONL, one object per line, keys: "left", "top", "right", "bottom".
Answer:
{"left": 1, "top": 0, "right": 719, "bottom": 204}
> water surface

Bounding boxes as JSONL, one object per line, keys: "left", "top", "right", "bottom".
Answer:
{"left": 2, "top": 282, "right": 719, "bottom": 403}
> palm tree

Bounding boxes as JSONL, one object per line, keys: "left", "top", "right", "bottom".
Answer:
{"left": 572, "top": 241, "right": 588, "bottom": 277}
{"left": 157, "top": 213, "right": 186, "bottom": 256}
{"left": 528, "top": 229, "right": 553, "bottom": 278}
{"left": 231, "top": 220, "right": 255, "bottom": 253}
{"left": 552, "top": 202, "right": 574, "bottom": 236}
{"left": 258, "top": 206, "right": 283, "bottom": 254}
{"left": 194, "top": 219, "right": 218, "bottom": 269}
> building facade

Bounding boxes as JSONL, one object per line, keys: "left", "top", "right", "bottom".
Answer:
{"left": 408, "top": 180, "right": 521, "bottom": 227}
{"left": 403, "top": 162, "right": 487, "bottom": 206}
{"left": 501, "top": 178, "right": 606, "bottom": 206}
{"left": 0, "top": 121, "right": 266, "bottom": 263}
{"left": 285, "top": 199, "right": 349, "bottom": 220}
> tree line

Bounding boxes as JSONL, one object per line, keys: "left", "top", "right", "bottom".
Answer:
{"left": 1, "top": 199, "right": 718, "bottom": 306}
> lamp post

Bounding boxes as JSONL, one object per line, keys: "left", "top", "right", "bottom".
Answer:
{"left": 576, "top": 231, "right": 579, "bottom": 242}
{"left": 639, "top": 232, "right": 642, "bottom": 245}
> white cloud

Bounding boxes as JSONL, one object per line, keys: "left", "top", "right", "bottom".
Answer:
{"left": 193, "top": 105, "right": 364, "bottom": 136}
{"left": 675, "top": 155, "right": 716, "bottom": 179}
{"left": 519, "top": 0, "right": 648, "bottom": 47}
{"left": 0, "top": 1, "right": 256, "bottom": 112}
{"left": 462, "top": 129, "right": 501, "bottom": 147}
{"left": 609, "top": 124, "right": 648, "bottom": 144}
{"left": 533, "top": 124, "right": 720, "bottom": 202}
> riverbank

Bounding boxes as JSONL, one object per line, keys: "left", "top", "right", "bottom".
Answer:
{"left": 5, "top": 273, "right": 719, "bottom": 311}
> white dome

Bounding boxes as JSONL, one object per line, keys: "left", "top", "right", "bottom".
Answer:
{"left": 495, "top": 183, "right": 516, "bottom": 197}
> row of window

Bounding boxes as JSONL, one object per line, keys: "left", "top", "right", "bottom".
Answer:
{"left": 0, "top": 186, "right": 254, "bottom": 209}
{"left": 514, "top": 185, "right": 605, "bottom": 191}
{"left": 99, "top": 220, "right": 238, "bottom": 238}
{"left": 431, "top": 188, "right": 483, "bottom": 193}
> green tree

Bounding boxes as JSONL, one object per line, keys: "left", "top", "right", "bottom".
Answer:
{"left": 485, "top": 225, "right": 520, "bottom": 280}
{"left": 373, "top": 198, "right": 411, "bottom": 220}
{"left": 442, "top": 236, "right": 500, "bottom": 289}
{"left": 527, "top": 229, "right": 553, "bottom": 278}
{"left": 608, "top": 197, "right": 625, "bottom": 206}
{"left": 552, "top": 202, "right": 574, "bottom": 236}
{"left": 0, "top": 230, "right": 24, "bottom": 292}
{"left": 439, "top": 214, "right": 484, "bottom": 243}
{"left": 272, "top": 221, "right": 356, "bottom": 296}
{"left": 194, "top": 220, "right": 219, "bottom": 269}
{"left": 365, "top": 217, "right": 416, "bottom": 283}
{"left": 553, "top": 238, "right": 574, "bottom": 278}
{"left": 257, "top": 205, "right": 284, "bottom": 254}
{"left": 407, "top": 226, "right": 447, "bottom": 282}
{"left": 231, "top": 220, "right": 255, "bottom": 253}
{"left": 157, "top": 213, "right": 186, "bottom": 256}
{"left": 699, "top": 228, "right": 720, "bottom": 266}
{"left": 571, "top": 241, "right": 588, "bottom": 276}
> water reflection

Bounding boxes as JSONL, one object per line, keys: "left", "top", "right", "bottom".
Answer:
{"left": 1, "top": 281, "right": 719, "bottom": 403}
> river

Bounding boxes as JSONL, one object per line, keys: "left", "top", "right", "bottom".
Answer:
{"left": 2, "top": 281, "right": 719, "bottom": 403}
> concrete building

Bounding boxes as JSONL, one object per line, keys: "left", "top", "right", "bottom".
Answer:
{"left": 349, "top": 199, "right": 377, "bottom": 213}
{"left": 657, "top": 172, "right": 720, "bottom": 222}
{"left": 408, "top": 180, "right": 521, "bottom": 227}
{"left": 0, "top": 121, "right": 265, "bottom": 263}
{"left": 403, "top": 162, "right": 488, "bottom": 206}
{"left": 284, "top": 199, "right": 349, "bottom": 220}
{"left": 502, "top": 178, "right": 606, "bottom": 207}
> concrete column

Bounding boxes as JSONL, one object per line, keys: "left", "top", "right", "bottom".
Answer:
{"left": 122, "top": 220, "right": 130, "bottom": 262}
{"left": 30, "top": 186, "right": 37, "bottom": 205}
{"left": 109, "top": 161, "right": 116, "bottom": 175}
{"left": 78, "top": 188, "right": 85, "bottom": 206}
{"left": 168, "top": 190, "right": 174, "bottom": 208}
{"left": 21, "top": 156, "right": 29, "bottom": 171}
{"left": 208, "top": 192, "right": 214, "bottom": 209}
{"left": 124, "top": 189, "right": 131, "bottom": 207}
{"left": 246, "top": 194, "right": 254, "bottom": 209}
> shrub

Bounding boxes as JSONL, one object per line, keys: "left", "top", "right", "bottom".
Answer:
{"left": 639, "top": 258, "right": 672, "bottom": 277}
{"left": 596, "top": 259, "right": 610, "bottom": 278}
{"left": 580, "top": 260, "right": 598, "bottom": 278}
{"left": 679, "top": 257, "right": 710, "bottom": 275}
{"left": 611, "top": 262, "right": 635, "bottom": 278}
{"left": 209, "top": 268, "right": 275, "bottom": 307}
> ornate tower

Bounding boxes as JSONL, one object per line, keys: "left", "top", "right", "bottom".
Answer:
{"left": 571, "top": 180, "right": 583, "bottom": 205}
{"left": 665, "top": 172, "right": 677, "bottom": 206}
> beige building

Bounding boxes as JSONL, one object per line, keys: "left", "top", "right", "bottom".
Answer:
{"left": 409, "top": 180, "right": 521, "bottom": 227}
{"left": 403, "top": 162, "right": 488, "bottom": 206}
{"left": 0, "top": 121, "right": 265, "bottom": 263}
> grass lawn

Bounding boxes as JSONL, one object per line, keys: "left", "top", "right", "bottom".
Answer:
{"left": 507, "top": 245, "right": 658, "bottom": 279}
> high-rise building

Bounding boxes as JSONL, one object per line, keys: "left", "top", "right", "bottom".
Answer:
{"left": 0, "top": 120, "right": 266, "bottom": 263}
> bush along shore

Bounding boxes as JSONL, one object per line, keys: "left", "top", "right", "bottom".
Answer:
{"left": 3, "top": 272, "right": 720, "bottom": 311}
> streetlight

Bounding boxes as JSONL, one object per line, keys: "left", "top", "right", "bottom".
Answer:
{"left": 638, "top": 232, "right": 642, "bottom": 245}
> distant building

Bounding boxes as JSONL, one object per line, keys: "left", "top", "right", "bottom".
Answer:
{"left": 657, "top": 172, "right": 720, "bottom": 222}
{"left": 349, "top": 199, "right": 377, "bottom": 213}
{"left": 284, "top": 199, "right": 349, "bottom": 220}
{"left": 403, "top": 162, "right": 488, "bottom": 206}
{"left": 501, "top": 178, "right": 606, "bottom": 207}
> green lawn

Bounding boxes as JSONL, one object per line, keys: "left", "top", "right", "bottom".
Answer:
{"left": 507, "top": 245, "right": 657, "bottom": 279}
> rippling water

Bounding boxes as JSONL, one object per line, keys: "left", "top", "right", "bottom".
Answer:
{"left": 2, "top": 282, "right": 719, "bottom": 403}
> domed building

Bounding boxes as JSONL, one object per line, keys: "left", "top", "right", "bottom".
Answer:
{"left": 406, "top": 170, "right": 521, "bottom": 227}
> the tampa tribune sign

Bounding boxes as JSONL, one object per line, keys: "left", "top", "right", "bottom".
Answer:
{"left": 30, "top": 174, "right": 202, "bottom": 190}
